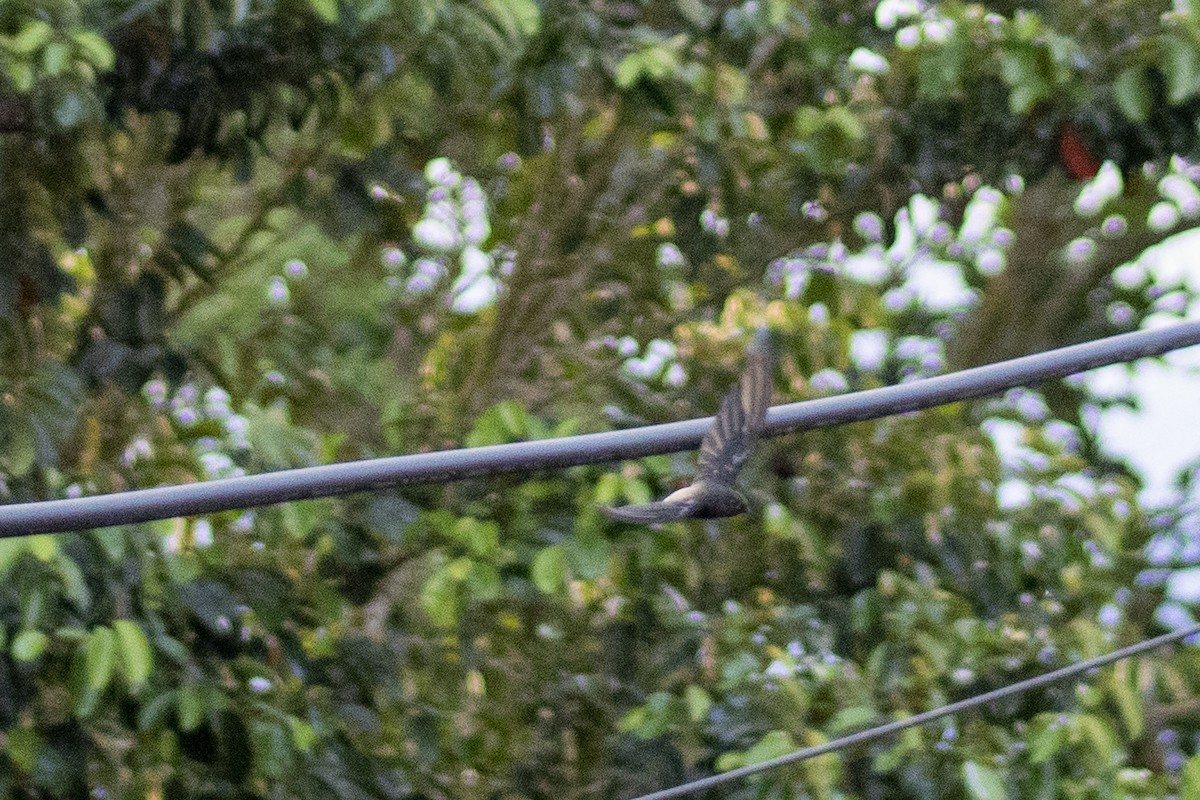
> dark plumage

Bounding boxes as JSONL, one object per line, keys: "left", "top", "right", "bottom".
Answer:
{"left": 604, "top": 330, "right": 773, "bottom": 523}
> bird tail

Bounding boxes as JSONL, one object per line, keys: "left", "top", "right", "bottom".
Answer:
{"left": 602, "top": 502, "right": 692, "bottom": 523}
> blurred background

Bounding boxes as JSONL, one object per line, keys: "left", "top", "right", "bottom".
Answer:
{"left": 2, "top": 0, "right": 1200, "bottom": 797}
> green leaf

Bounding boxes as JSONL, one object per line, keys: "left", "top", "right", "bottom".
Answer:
{"left": 12, "top": 629, "right": 48, "bottom": 662}
{"left": 28, "top": 535, "right": 57, "bottom": 561}
{"left": 684, "top": 685, "right": 711, "bottom": 722}
{"left": 69, "top": 31, "right": 115, "bottom": 70}
{"left": 56, "top": 555, "right": 90, "bottom": 610}
{"left": 137, "top": 691, "right": 176, "bottom": 730}
{"left": 615, "top": 52, "right": 647, "bottom": 88}
{"left": 827, "top": 705, "right": 878, "bottom": 734}
{"left": 114, "top": 619, "right": 154, "bottom": 691}
{"left": 452, "top": 517, "right": 499, "bottom": 557}
{"left": 826, "top": 106, "right": 865, "bottom": 141}
{"left": 595, "top": 473, "right": 623, "bottom": 505}
{"left": 167, "top": 221, "right": 216, "bottom": 274}
{"left": 1181, "top": 755, "right": 1200, "bottom": 799}
{"left": 1105, "top": 661, "right": 1143, "bottom": 738}
{"left": 466, "top": 562, "right": 502, "bottom": 601}
{"left": 250, "top": 718, "right": 294, "bottom": 779}
{"left": 531, "top": 545, "right": 566, "bottom": 593}
{"left": 178, "top": 685, "right": 204, "bottom": 731}
{"left": 1113, "top": 66, "right": 1151, "bottom": 122}
{"left": 466, "top": 401, "right": 530, "bottom": 446}
{"left": 801, "top": 267, "right": 842, "bottom": 308}
{"left": 1165, "top": 36, "right": 1200, "bottom": 104}
{"left": 743, "top": 730, "right": 796, "bottom": 765}
{"left": 6, "top": 61, "right": 34, "bottom": 92}
{"left": 11, "top": 20, "right": 53, "bottom": 54}
{"left": 1008, "top": 82, "right": 1047, "bottom": 114}
{"left": 3, "top": 417, "right": 36, "bottom": 476}
{"left": 620, "top": 475, "right": 653, "bottom": 506}
{"left": 288, "top": 716, "right": 318, "bottom": 751}
{"left": 1072, "top": 713, "right": 1117, "bottom": 766}
{"left": 420, "top": 565, "right": 460, "bottom": 627}
{"left": 85, "top": 626, "right": 116, "bottom": 691}
{"left": 714, "top": 750, "right": 742, "bottom": 771}
{"left": 484, "top": 0, "right": 541, "bottom": 37}
{"left": 176, "top": 580, "right": 242, "bottom": 637}
{"left": 367, "top": 496, "right": 419, "bottom": 541}
{"left": 567, "top": 527, "right": 610, "bottom": 580}
{"left": 1028, "top": 715, "right": 1066, "bottom": 763}
{"left": 153, "top": 635, "right": 189, "bottom": 668}
{"left": 75, "top": 684, "right": 103, "bottom": 719}
{"left": 963, "top": 761, "right": 1006, "bottom": 800}
{"left": 621, "top": 691, "right": 676, "bottom": 738}
{"left": 355, "top": 0, "right": 393, "bottom": 23}
{"left": 618, "top": 705, "right": 648, "bottom": 734}
{"left": 676, "top": 0, "right": 716, "bottom": 28}
{"left": 999, "top": 47, "right": 1050, "bottom": 113}
{"left": 496, "top": 401, "right": 527, "bottom": 436}
{"left": 1084, "top": 511, "right": 1122, "bottom": 551}
{"left": 871, "top": 718, "right": 923, "bottom": 772}
{"left": 42, "top": 41, "right": 70, "bottom": 76}
{"left": 308, "top": 0, "right": 340, "bottom": 22}
{"left": 0, "top": 539, "right": 28, "bottom": 577}
{"left": 917, "top": 40, "right": 966, "bottom": 99}
{"left": 6, "top": 727, "right": 39, "bottom": 772}
{"left": 92, "top": 529, "right": 126, "bottom": 563}
{"left": 446, "top": 556, "right": 473, "bottom": 581}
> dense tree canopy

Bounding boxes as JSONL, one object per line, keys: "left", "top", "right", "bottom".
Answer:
{"left": 1, "top": 0, "right": 1200, "bottom": 797}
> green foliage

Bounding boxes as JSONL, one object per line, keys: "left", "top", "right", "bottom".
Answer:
{"left": 0, "top": 0, "right": 1199, "bottom": 797}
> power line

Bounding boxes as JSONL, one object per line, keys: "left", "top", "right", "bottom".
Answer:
{"left": 628, "top": 621, "right": 1200, "bottom": 800}
{"left": 1, "top": 322, "right": 1199, "bottom": 536}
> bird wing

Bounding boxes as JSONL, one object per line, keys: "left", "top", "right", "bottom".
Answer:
{"left": 603, "top": 501, "right": 695, "bottom": 523}
{"left": 696, "top": 331, "right": 773, "bottom": 487}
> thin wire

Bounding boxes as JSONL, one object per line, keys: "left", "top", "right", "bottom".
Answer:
{"left": 2, "top": 322, "right": 1199, "bottom": 536}
{"left": 628, "top": 621, "right": 1200, "bottom": 800}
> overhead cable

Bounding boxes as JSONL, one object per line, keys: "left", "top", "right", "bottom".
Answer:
{"left": 627, "top": 621, "right": 1200, "bottom": 800}
{"left": 2, "top": 322, "right": 1199, "bottom": 536}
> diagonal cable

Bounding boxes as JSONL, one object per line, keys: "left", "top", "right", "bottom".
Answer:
{"left": 1, "top": 322, "right": 1199, "bottom": 536}
{"left": 627, "top": 621, "right": 1200, "bottom": 800}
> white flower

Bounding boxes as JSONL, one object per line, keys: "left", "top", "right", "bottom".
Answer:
{"left": 764, "top": 659, "right": 794, "bottom": 678}
{"left": 452, "top": 275, "right": 498, "bottom": 314}
{"left": 976, "top": 249, "right": 1005, "bottom": 276}
{"left": 424, "top": 157, "right": 459, "bottom": 186}
{"left": 1065, "top": 237, "right": 1096, "bottom": 265}
{"left": 1074, "top": 162, "right": 1122, "bottom": 216}
{"left": 192, "top": 519, "right": 214, "bottom": 548}
{"left": 413, "top": 219, "right": 459, "bottom": 251}
{"left": 848, "top": 47, "right": 889, "bottom": 74}
{"left": 850, "top": 329, "right": 889, "bottom": 371}
{"left": 1159, "top": 174, "right": 1200, "bottom": 217}
{"left": 922, "top": 17, "right": 954, "bottom": 43}
{"left": 895, "top": 25, "right": 921, "bottom": 48}
{"left": 1148, "top": 201, "right": 1180, "bottom": 232}
{"left": 876, "top": 0, "right": 922, "bottom": 29}
{"left": 266, "top": 276, "right": 289, "bottom": 305}
{"left": 657, "top": 243, "right": 685, "bottom": 267}
{"left": 959, "top": 190, "right": 1000, "bottom": 242}
{"left": 382, "top": 247, "right": 407, "bottom": 268}
{"left": 810, "top": 368, "right": 848, "bottom": 393}
{"left": 664, "top": 363, "right": 686, "bottom": 386}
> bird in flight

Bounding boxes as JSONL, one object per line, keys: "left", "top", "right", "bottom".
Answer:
{"left": 603, "top": 330, "right": 773, "bottom": 523}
